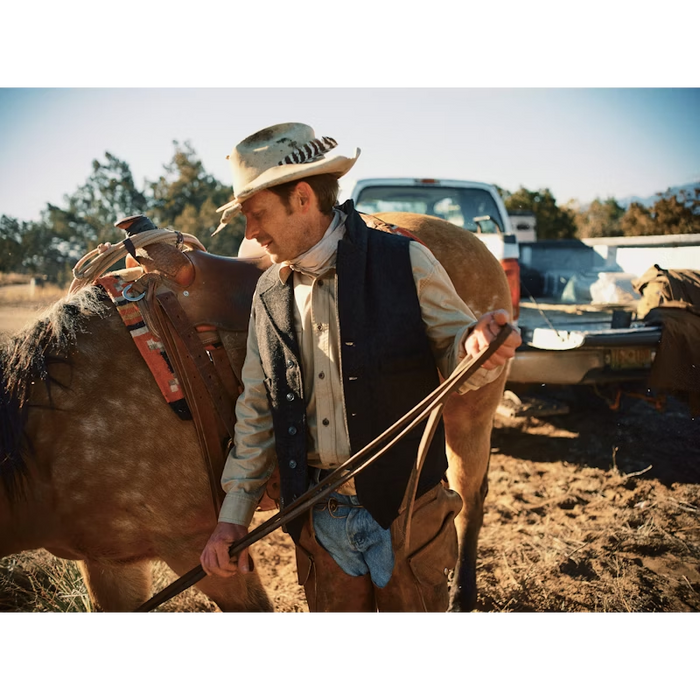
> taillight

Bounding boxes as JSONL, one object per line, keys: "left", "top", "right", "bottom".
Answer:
{"left": 501, "top": 258, "right": 520, "bottom": 321}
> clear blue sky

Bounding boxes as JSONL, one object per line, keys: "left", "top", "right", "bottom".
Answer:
{"left": 1, "top": 88, "right": 698, "bottom": 223}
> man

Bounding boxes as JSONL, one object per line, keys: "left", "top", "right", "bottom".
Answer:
{"left": 201, "top": 122, "right": 520, "bottom": 611}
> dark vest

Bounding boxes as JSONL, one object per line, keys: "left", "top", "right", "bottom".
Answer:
{"left": 253, "top": 200, "right": 449, "bottom": 541}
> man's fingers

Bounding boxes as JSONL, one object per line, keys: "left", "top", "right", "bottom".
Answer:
{"left": 200, "top": 540, "right": 239, "bottom": 578}
{"left": 465, "top": 309, "right": 523, "bottom": 369}
{"left": 237, "top": 548, "right": 251, "bottom": 573}
{"left": 491, "top": 309, "right": 509, "bottom": 325}
{"left": 200, "top": 522, "right": 251, "bottom": 578}
{"left": 217, "top": 544, "right": 242, "bottom": 574}
{"left": 202, "top": 549, "right": 229, "bottom": 578}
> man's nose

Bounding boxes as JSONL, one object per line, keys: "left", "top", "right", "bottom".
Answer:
{"left": 244, "top": 221, "right": 256, "bottom": 240}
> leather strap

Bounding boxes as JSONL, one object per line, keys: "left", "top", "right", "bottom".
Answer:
{"left": 157, "top": 290, "right": 237, "bottom": 433}
{"left": 148, "top": 289, "right": 237, "bottom": 516}
{"left": 392, "top": 402, "right": 446, "bottom": 556}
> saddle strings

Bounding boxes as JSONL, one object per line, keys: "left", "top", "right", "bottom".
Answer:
{"left": 69, "top": 228, "right": 206, "bottom": 294}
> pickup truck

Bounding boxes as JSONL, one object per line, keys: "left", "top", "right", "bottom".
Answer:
{"left": 346, "top": 178, "right": 666, "bottom": 412}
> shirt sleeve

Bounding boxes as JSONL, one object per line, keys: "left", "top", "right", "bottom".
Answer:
{"left": 409, "top": 241, "right": 504, "bottom": 393}
{"left": 218, "top": 307, "right": 277, "bottom": 527}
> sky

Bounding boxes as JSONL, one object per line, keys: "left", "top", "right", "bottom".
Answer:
{"left": 1, "top": 88, "right": 699, "bottom": 224}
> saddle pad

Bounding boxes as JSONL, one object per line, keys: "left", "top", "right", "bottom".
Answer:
{"left": 97, "top": 273, "right": 191, "bottom": 419}
{"left": 360, "top": 213, "right": 430, "bottom": 247}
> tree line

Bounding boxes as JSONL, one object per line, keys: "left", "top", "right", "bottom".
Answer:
{"left": 0, "top": 142, "right": 246, "bottom": 284}
{"left": 502, "top": 185, "right": 700, "bottom": 240}
{"left": 2, "top": 142, "right": 699, "bottom": 282}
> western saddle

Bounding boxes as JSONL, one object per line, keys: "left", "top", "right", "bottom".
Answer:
{"left": 108, "top": 214, "right": 280, "bottom": 516}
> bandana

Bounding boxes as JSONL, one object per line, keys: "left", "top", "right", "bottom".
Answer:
{"left": 281, "top": 209, "right": 347, "bottom": 279}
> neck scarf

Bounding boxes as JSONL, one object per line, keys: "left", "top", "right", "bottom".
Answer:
{"left": 285, "top": 209, "right": 347, "bottom": 277}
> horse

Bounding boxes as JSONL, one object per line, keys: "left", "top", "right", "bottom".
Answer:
{"left": 0, "top": 211, "right": 511, "bottom": 612}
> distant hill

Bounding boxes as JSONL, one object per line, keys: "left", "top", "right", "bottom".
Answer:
{"left": 616, "top": 181, "right": 700, "bottom": 209}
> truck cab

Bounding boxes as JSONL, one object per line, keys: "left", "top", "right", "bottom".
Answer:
{"left": 345, "top": 178, "right": 521, "bottom": 319}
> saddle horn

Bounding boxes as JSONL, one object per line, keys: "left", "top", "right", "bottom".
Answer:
{"left": 115, "top": 214, "right": 158, "bottom": 236}
{"left": 115, "top": 214, "right": 195, "bottom": 285}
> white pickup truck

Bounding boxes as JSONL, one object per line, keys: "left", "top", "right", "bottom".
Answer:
{"left": 346, "top": 178, "right": 664, "bottom": 405}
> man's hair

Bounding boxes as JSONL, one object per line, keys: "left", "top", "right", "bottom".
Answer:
{"left": 268, "top": 174, "right": 340, "bottom": 215}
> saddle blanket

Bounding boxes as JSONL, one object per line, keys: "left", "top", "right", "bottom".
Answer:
{"left": 98, "top": 272, "right": 191, "bottom": 419}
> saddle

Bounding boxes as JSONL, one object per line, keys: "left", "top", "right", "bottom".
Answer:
{"left": 105, "top": 216, "right": 280, "bottom": 516}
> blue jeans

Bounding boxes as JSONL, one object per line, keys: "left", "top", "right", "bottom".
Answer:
{"left": 312, "top": 492, "right": 395, "bottom": 588}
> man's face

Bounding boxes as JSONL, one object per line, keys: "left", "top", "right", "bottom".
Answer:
{"left": 241, "top": 188, "right": 311, "bottom": 264}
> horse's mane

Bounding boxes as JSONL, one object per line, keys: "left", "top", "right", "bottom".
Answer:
{"left": 0, "top": 285, "right": 110, "bottom": 501}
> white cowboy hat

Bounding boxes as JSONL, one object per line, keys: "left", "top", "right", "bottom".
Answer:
{"left": 213, "top": 122, "right": 360, "bottom": 234}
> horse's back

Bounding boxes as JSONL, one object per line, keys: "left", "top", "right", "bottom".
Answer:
{"left": 376, "top": 212, "right": 511, "bottom": 317}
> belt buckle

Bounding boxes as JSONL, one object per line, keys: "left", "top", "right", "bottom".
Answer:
{"left": 312, "top": 496, "right": 338, "bottom": 514}
{"left": 328, "top": 497, "right": 341, "bottom": 516}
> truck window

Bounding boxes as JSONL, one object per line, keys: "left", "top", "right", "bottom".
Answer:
{"left": 354, "top": 185, "right": 504, "bottom": 233}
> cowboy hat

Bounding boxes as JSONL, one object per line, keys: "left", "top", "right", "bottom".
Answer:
{"left": 213, "top": 122, "right": 360, "bottom": 234}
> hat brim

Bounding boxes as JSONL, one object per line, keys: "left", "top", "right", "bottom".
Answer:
{"left": 215, "top": 148, "right": 360, "bottom": 219}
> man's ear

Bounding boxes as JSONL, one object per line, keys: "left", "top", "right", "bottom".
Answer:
{"left": 294, "top": 181, "right": 314, "bottom": 213}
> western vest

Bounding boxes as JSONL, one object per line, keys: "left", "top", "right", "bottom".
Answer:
{"left": 253, "top": 200, "right": 449, "bottom": 542}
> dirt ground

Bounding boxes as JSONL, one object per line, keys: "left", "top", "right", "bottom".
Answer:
{"left": 481, "top": 386, "right": 699, "bottom": 612}
{"left": 1, "top": 300, "right": 699, "bottom": 612}
{"left": 250, "top": 386, "right": 700, "bottom": 613}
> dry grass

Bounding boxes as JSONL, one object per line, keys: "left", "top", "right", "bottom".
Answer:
{"left": 0, "top": 551, "right": 94, "bottom": 612}
{"left": 0, "top": 552, "right": 222, "bottom": 613}
{"left": 0, "top": 283, "right": 70, "bottom": 338}
{"left": 0, "top": 282, "right": 67, "bottom": 306}
{"left": 0, "top": 273, "right": 35, "bottom": 286}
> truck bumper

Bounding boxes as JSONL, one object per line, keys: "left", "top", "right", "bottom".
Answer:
{"left": 508, "top": 340, "right": 659, "bottom": 385}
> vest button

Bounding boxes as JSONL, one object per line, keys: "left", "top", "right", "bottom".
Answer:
{"left": 289, "top": 459, "right": 297, "bottom": 469}
{"left": 322, "top": 418, "right": 330, "bottom": 426}
{"left": 318, "top": 372, "right": 325, "bottom": 379}
{"left": 288, "top": 426, "right": 297, "bottom": 435}
{"left": 286, "top": 392, "right": 295, "bottom": 401}
{"left": 317, "top": 279, "right": 324, "bottom": 287}
{"left": 287, "top": 359, "right": 294, "bottom": 369}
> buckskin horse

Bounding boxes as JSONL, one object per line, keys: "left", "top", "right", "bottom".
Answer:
{"left": 0, "top": 211, "right": 511, "bottom": 612}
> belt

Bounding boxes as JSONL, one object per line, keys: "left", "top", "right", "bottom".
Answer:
{"left": 314, "top": 497, "right": 364, "bottom": 516}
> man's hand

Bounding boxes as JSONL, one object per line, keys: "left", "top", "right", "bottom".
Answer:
{"left": 200, "top": 522, "right": 250, "bottom": 577}
{"left": 464, "top": 309, "right": 522, "bottom": 370}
